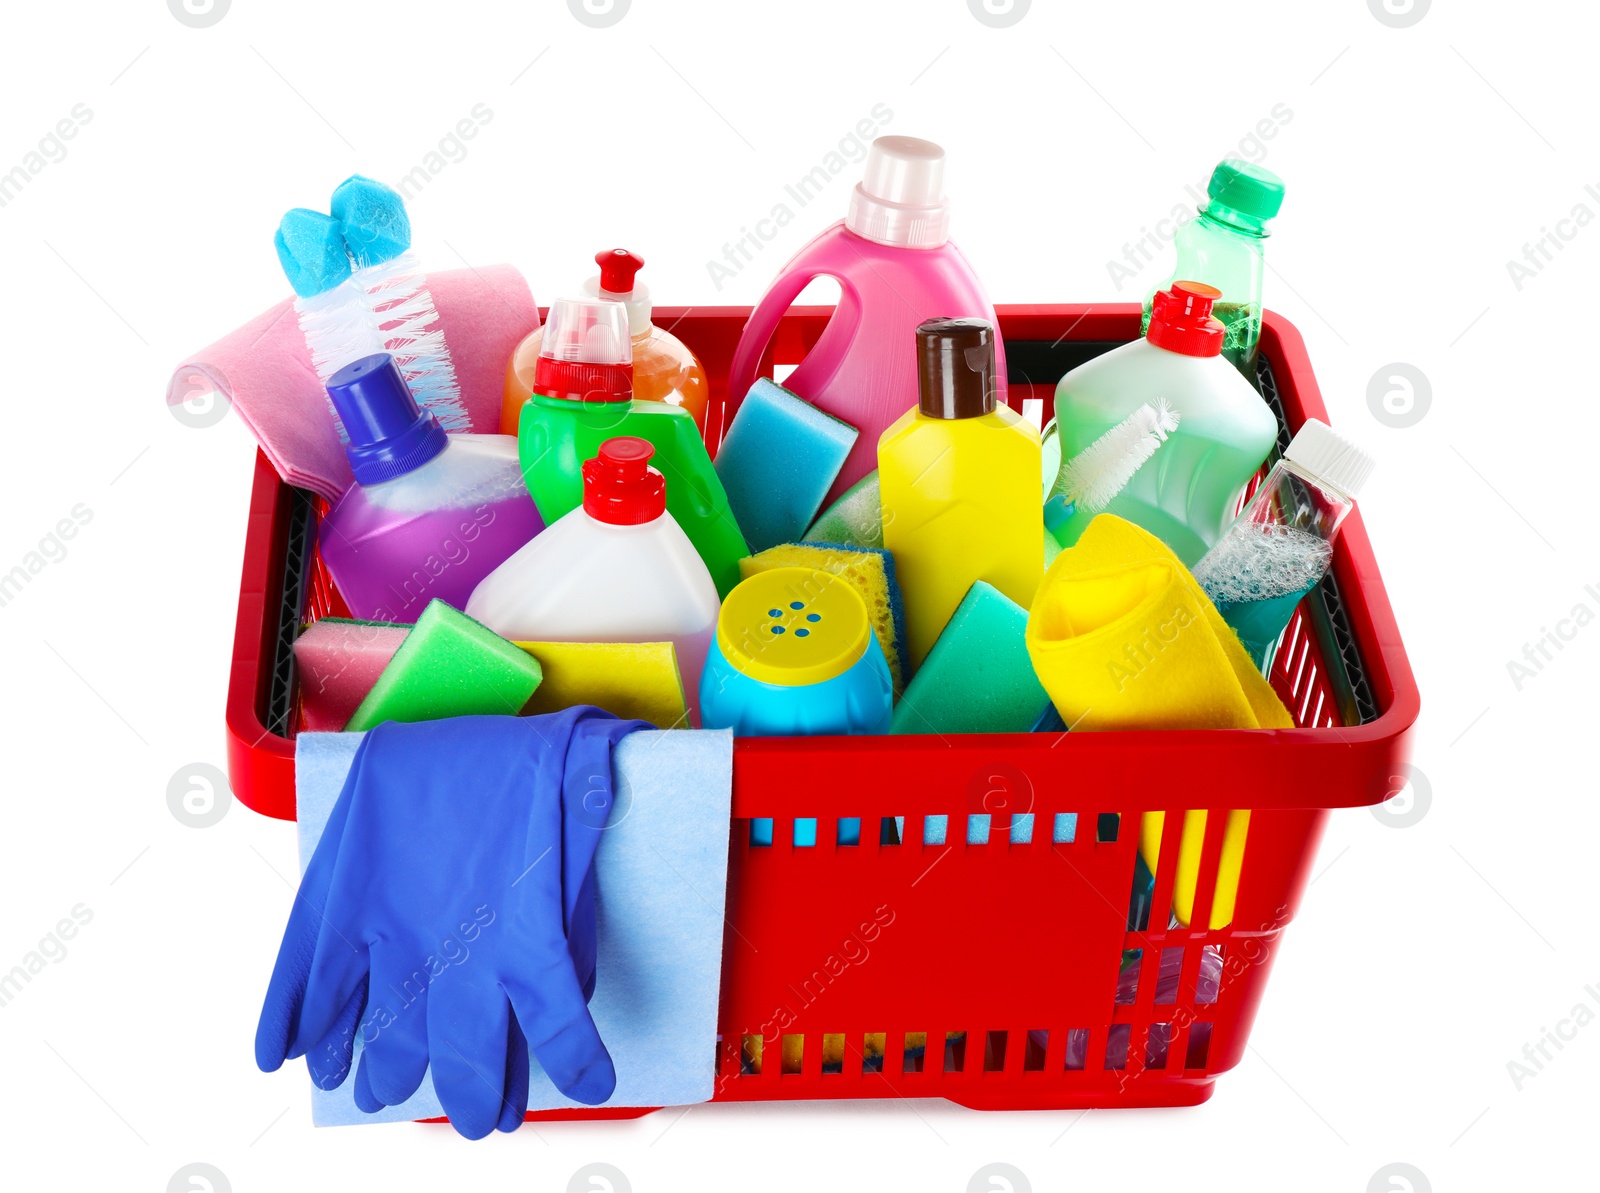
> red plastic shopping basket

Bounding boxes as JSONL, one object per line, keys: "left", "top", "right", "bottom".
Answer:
{"left": 224, "top": 304, "right": 1418, "bottom": 1115}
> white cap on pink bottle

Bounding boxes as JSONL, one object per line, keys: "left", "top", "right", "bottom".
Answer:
{"left": 846, "top": 136, "right": 951, "bottom": 250}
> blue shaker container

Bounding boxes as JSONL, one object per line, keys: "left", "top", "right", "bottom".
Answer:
{"left": 700, "top": 566, "right": 893, "bottom": 738}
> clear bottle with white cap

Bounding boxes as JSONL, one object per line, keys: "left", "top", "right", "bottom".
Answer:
{"left": 502, "top": 249, "right": 709, "bottom": 434}
{"left": 726, "top": 135, "right": 1006, "bottom": 505}
{"left": 1191, "top": 418, "right": 1376, "bottom": 672}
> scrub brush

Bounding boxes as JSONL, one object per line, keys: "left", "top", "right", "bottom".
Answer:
{"left": 275, "top": 176, "right": 468, "bottom": 433}
{"left": 1047, "top": 398, "right": 1180, "bottom": 527}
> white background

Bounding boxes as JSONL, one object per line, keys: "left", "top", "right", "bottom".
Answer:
{"left": 0, "top": 0, "right": 1591, "bottom": 1189}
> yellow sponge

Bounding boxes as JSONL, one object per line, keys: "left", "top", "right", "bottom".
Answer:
{"left": 739, "top": 542, "right": 908, "bottom": 693}
{"left": 515, "top": 641, "right": 689, "bottom": 729}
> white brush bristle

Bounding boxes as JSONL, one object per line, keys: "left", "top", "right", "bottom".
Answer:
{"left": 295, "top": 249, "right": 469, "bottom": 434}
{"left": 296, "top": 283, "right": 386, "bottom": 386}
{"left": 358, "top": 252, "right": 468, "bottom": 431}
{"left": 1053, "top": 399, "right": 1181, "bottom": 513}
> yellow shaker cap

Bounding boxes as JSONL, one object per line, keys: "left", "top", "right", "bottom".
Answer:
{"left": 716, "top": 566, "right": 871, "bottom": 687}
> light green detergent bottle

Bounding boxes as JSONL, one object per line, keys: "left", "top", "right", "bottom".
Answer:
{"left": 1140, "top": 159, "right": 1284, "bottom": 376}
{"left": 1053, "top": 282, "right": 1278, "bottom": 566}
{"left": 517, "top": 297, "right": 748, "bottom": 596}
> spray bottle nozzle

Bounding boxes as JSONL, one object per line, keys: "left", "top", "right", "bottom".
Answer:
{"left": 596, "top": 249, "right": 645, "bottom": 295}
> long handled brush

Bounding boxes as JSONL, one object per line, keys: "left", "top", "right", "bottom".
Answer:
{"left": 276, "top": 176, "right": 468, "bottom": 439}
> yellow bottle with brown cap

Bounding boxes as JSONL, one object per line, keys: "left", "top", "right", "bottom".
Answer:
{"left": 879, "top": 318, "right": 1042, "bottom": 671}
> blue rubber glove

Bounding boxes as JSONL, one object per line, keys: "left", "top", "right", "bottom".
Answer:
{"left": 255, "top": 709, "right": 646, "bottom": 1138}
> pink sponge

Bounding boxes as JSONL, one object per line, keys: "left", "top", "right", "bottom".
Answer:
{"left": 292, "top": 618, "right": 407, "bottom": 731}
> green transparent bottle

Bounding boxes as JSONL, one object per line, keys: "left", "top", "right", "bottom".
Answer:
{"left": 1140, "top": 159, "right": 1285, "bottom": 376}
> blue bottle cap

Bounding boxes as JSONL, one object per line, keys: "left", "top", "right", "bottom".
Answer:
{"left": 326, "top": 353, "right": 448, "bottom": 485}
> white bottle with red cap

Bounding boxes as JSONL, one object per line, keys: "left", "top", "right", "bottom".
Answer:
{"left": 465, "top": 436, "right": 720, "bottom": 725}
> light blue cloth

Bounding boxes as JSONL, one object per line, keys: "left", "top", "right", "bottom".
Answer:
{"left": 293, "top": 728, "right": 734, "bottom": 1125}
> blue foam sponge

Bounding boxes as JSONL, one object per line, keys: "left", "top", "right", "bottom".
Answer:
{"left": 715, "top": 378, "right": 858, "bottom": 553}
{"left": 330, "top": 174, "right": 411, "bottom": 268}
{"left": 275, "top": 208, "right": 352, "bottom": 297}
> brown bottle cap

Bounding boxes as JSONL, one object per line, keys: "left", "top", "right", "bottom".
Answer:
{"left": 916, "top": 317, "right": 996, "bottom": 419}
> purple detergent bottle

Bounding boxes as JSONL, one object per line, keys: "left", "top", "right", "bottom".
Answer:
{"left": 319, "top": 353, "right": 543, "bottom": 622}
{"left": 727, "top": 135, "right": 1005, "bottom": 504}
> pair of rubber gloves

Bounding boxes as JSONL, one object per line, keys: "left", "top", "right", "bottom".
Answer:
{"left": 255, "top": 708, "right": 647, "bottom": 1139}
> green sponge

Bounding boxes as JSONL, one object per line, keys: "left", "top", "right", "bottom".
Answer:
{"left": 891, "top": 581, "right": 1049, "bottom": 735}
{"left": 344, "top": 599, "right": 542, "bottom": 731}
{"left": 804, "top": 470, "right": 882, "bottom": 549}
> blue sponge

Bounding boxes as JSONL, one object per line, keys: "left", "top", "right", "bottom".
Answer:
{"left": 715, "top": 378, "right": 858, "bottom": 553}
{"left": 330, "top": 174, "right": 411, "bottom": 268}
{"left": 275, "top": 208, "right": 351, "bottom": 297}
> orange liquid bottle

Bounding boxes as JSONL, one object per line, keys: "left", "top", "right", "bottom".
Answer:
{"left": 501, "top": 248, "right": 709, "bottom": 435}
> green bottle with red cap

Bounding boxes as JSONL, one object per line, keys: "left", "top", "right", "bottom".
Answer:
{"left": 1140, "top": 158, "right": 1286, "bottom": 375}
{"left": 502, "top": 248, "right": 710, "bottom": 434}
{"left": 516, "top": 296, "right": 748, "bottom": 597}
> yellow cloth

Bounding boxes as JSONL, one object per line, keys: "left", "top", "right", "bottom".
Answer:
{"left": 1024, "top": 515, "right": 1295, "bottom": 928}
{"left": 515, "top": 641, "right": 688, "bottom": 729}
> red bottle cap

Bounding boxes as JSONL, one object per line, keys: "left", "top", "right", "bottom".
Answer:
{"left": 532, "top": 356, "right": 634, "bottom": 403}
{"left": 581, "top": 436, "right": 666, "bottom": 525}
{"left": 533, "top": 295, "right": 635, "bottom": 403}
{"left": 596, "top": 248, "right": 645, "bottom": 296}
{"left": 1146, "top": 281, "right": 1226, "bottom": 357}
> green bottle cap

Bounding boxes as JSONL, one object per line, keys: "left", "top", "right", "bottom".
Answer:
{"left": 1207, "top": 159, "right": 1285, "bottom": 222}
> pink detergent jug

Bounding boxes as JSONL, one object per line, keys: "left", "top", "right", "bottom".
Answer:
{"left": 727, "top": 135, "right": 1005, "bottom": 504}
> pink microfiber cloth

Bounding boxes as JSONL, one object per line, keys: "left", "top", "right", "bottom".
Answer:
{"left": 167, "top": 265, "right": 536, "bottom": 502}
{"left": 291, "top": 618, "right": 408, "bottom": 731}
